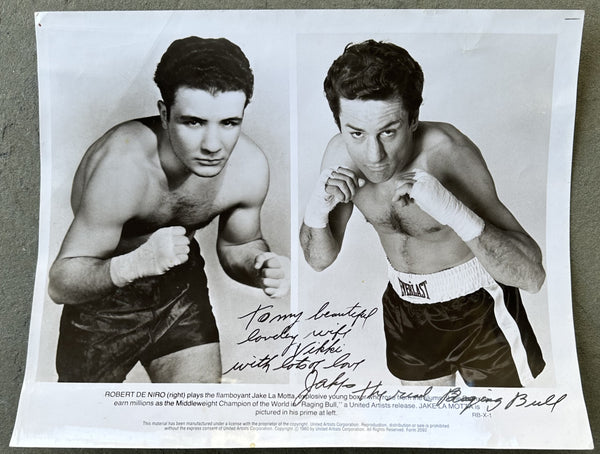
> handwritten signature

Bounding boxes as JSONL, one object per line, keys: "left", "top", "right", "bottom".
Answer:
{"left": 228, "top": 302, "right": 567, "bottom": 416}
{"left": 227, "top": 302, "right": 373, "bottom": 375}
{"left": 293, "top": 370, "right": 567, "bottom": 415}
{"left": 293, "top": 370, "right": 355, "bottom": 406}
{"left": 307, "top": 302, "right": 378, "bottom": 328}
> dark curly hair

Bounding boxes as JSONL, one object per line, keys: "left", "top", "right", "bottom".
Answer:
{"left": 154, "top": 36, "right": 254, "bottom": 115}
{"left": 324, "top": 40, "right": 424, "bottom": 129}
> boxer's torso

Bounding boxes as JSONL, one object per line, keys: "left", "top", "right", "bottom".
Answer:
{"left": 341, "top": 122, "right": 477, "bottom": 273}
{"left": 71, "top": 117, "right": 254, "bottom": 254}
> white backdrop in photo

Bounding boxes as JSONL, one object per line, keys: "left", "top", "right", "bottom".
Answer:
{"left": 37, "top": 14, "right": 292, "bottom": 384}
{"left": 11, "top": 10, "right": 590, "bottom": 450}
{"left": 297, "top": 31, "right": 553, "bottom": 387}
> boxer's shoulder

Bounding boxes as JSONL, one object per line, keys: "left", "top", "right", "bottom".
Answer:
{"left": 80, "top": 119, "right": 159, "bottom": 176}
{"left": 230, "top": 133, "right": 267, "bottom": 167}
{"left": 220, "top": 133, "right": 269, "bottom": 205}
{"left": 417, "top": 122, "right": 486, "bottom": 178}
{"left": 418, "top": 122, "right": 471, "bottom": 154}
{"left": 73, "top": 122, "right": 159, "bottom": 216}
{"left": 105, "top": 120, "right": 160, "bottom": 161}
{"left": 322, "top": 133, "right": 356, "bottom": 171}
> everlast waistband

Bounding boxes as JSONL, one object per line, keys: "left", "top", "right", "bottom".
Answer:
{"left": 387, "top": 257, "right": 496, "bottom": 304}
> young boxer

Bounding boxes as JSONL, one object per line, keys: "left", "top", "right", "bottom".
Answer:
{"left": 300, "top": 40, "right": 545, "bottom": 387}
{"left": 49, "top": 37, "right": 290, "bottom": 383}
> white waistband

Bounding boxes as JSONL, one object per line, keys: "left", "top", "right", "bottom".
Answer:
{"left": 387, "top": 257, "right": 496, "bottom": 304}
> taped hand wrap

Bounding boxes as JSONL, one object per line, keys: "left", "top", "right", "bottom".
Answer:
{"left": 109, "top": 226, "right": 190, "bottom": 287}
{"left": 411, "top": 170, "right": 484, "bottom": 242}
{"left": 303, "top": 168, "right": 340, "bottom": 229}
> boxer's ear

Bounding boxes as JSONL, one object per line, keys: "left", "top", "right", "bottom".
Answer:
{"left": 410, "top": 109, "right": 420, "bottom": 132}
{"left": 157, "top": 100, "right": 168, "bottom": 128}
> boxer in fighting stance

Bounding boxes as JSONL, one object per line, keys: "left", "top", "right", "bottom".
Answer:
{"left": 300, "top": 40, "right": 546, "bottom": 387}
{"left": 48, "top": 37, "right": 289, "bottom": 383}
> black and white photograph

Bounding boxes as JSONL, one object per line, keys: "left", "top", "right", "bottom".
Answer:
{"left": 10, "top": 9, "right": 592, "bottom": 450}
{"left": 297, "top": 31, "right": 552, "bottom": 389}
{"left": 34, "top": 13, "right": 292, "bottom": 385}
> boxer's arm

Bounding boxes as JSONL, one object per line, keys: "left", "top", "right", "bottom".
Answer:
{"left": 467, "top": 219, "right": 545, "bottom": 293}
{"left": 49, "top": 215, "right": 126, "bottom": 304}
{"left": 217, "top": 204, "right": 269, "bottom": 286}
{"left": 49, "top": 147, "right": 190, "bottom": 304}
{"left": 396, "top": 142, "right": 545, "bottom": 293}
{"left": 217, "top": 206, "right": 290, "bottom": 298}
{"left": 216, "top": 153, "right": 289, "bottom": 297}
{"left": 300, "top": 201, "right": 354, "bottom": 272}
{"left": 458, "top": 163, "right": 545, "bottom": 292}
{"left": 48, "top": 162, "right": 143, "bottom": 304}
{"left": 300, "top": 137, "right": 363, "bottom": 271}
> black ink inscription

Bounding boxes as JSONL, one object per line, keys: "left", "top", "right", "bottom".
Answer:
{"left": 222, "top": 353, "right": 279, "bottom": 375}
{"left": 238, "top": 303, "right": 303, "bottom": 330}
{"left": 307, "top": 302, "right": 378, "bottom": 328}
{"left": 226, "top": 302, "right": 567, "bottom": 416}
{"left": 352, "top": 380, "right": 433, "bottom": 402}
{"left": 504, "top": 392, "right": 567, "bottom": 413}
{"left": 437, "top": 387, "right": 503, "bottom": 414}
{"left": 293, "top": 369, "right": 356, "bottom": 406}
{"left": 224, "top": 301, "right": 378, "bottom": 386}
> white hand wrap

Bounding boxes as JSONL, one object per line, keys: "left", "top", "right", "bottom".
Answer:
{"left": 303, "top": 168, "right": 339, "bottom": 229}
{"left": 109, "top": 226, "right": 189, "bottom": 287}
{"left": 411, "top": 170, "right": 484, "bottom": 242}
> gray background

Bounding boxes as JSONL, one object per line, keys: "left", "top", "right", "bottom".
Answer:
{"left": 1, "top": 1, "right": 597, "bottom": 453}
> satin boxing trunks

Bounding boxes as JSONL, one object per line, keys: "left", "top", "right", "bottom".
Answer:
{"left": 382, "top": 257, "right": 545, "bottom": 387}
{"left": 56, "top": 239, "right": 219, "bottom": 382}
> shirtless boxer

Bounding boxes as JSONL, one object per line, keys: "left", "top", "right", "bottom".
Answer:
{"left": 300, "top": 40, "right": 546, "bottom": 387}
{"left": 48, "top": 36, "right": 290, "bottom": 383}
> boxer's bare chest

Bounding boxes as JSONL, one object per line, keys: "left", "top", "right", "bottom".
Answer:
{"left": 123, "top": 177, "right": 228, "bottom": 237}
{"left": 352, "top": 181, "right": 471, "bottom": 272}
{"left": 354, "top": 184, "right": 444, "bottom": 238}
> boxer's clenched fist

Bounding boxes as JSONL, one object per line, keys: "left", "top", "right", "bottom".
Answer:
{"left": 393, "top": 169, "right": 484, "bottom": 242}
{"left": 110, "top": 226, "right": 190, "bottom": 287}
{"left": 304, "top": 167, "right": 365, "bottom": 228}
{"left": 254, "top": 252, "right": 290, "bottom": 298}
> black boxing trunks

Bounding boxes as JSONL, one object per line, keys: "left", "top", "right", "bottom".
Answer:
{"left": 56, "top": 239, "right": 219, "bottom": 382}
{"left": 383, "top": 257, "right": 545, "bottom": 387}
